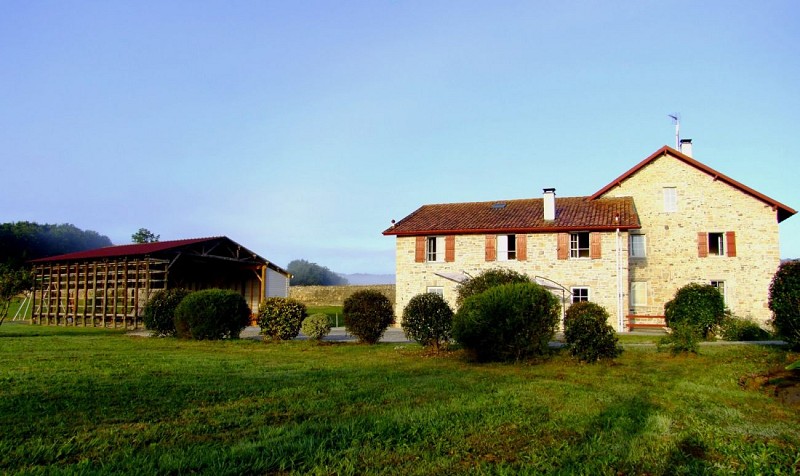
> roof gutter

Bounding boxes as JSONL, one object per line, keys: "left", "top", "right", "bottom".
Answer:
{"left": 383, "top": 224, "right": 642, "bottom": 237}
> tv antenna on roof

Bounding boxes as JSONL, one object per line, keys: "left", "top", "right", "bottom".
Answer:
{"left": 668, "top": 113, "right": 680, "bottom": 149}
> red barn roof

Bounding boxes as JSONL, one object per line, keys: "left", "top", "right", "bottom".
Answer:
{"left": 29, "top": 236, "right": 289, "bottom": 276}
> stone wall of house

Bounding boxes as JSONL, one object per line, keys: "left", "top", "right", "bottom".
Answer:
{"left": 600, "top": 153, "right": 780, "bottom": 325}
{"left": 393, "top": 231, "right": 630, "bottom": 330}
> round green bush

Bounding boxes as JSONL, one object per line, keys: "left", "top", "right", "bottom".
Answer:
{"left": 401, "top": 292, "right": 454, "bottom": 351}
{"left": 343, "top": 289, "right": 394, "bottom": 344}
{"left": 563, "top": 301, "right": 622, "bottom": 362}
{"left": 173, "top": 289, "right": 251, "bottom": 340}
{"left": 302, "top": 313, "right": 332, "bottom": 341}
{"left": 664, "top": 283, "right": 725, "bottom": 339}
{"left": 452, "top": 282, "right": 560, "bottom": 362}
{"left": 658, "top": 322, "right": 701, "bottom": 355}
{"left": 257, "top": 297, "right": 307, "bottom": 340}
{"left": 455, "top": 268, "right": 531, "bottom": 308}
{"left": 141, "top": 288, "right": 192, "bottom": 337}
{"left": 719, "top": 315, "right": 772, "bottom": 342}
{"left": 769, "top": 260, "right": 800, "bottom": 350}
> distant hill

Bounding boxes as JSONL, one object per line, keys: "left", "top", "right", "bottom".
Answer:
{"left": 339, "top": 273, "right": 396, "bottom": 285}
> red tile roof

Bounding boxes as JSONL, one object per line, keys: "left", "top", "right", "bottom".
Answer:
{"left": 590, "top": 146, "right": 797, "bottom": 222}
{"left": 383, "top": 196, "right": 639, "bottom": 236}
{"left": 31, "top": 237, "right": 228, "bottom": 263}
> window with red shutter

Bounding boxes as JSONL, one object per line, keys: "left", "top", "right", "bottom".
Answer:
{"left": 516, "top": 234, "right": 527, "bottom": 261}
{"left": 726, "top": 231, "right": 736, "bottom": 257}
{"left": 445, "top": 236, "right": 455, "bottom": 262}
{"left": 485, "top": 235, "right": 496, "bottom": 262}
{"left": 415, "top": 237, "right": 426, "bottom": 263}
{"left": 590, "top": 233, "right": 601, "bottom": 259}
{"left": 557, "top": 233, "right": 569, "bottom": 260}
{"left": 697, "top": 232, "right": 708, "bottom": 258}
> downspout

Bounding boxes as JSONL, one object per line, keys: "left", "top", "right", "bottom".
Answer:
{"left": 615, "top": 215, "right": 624, "bottom": 332}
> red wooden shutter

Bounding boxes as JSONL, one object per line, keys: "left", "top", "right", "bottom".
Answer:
{"left": 516, "top": 234, "right": 527, "bottom": 261}
{"left": 590, "top": 233, "right": 602, "bottom": 259}
{"left": 726, "top": 231, "right": 736, "bottom": 257}
{"left": 445, "top": 236, "right": 455, "bottom": 262}
{"left": 557, "top": 233, "right": 569, "bottom": 260}
{"left": 415, "top": 236, "right": 426, "bottom": 263}
{"left": 485, "top": 235, "right": 496, "bottom": 261}
{"left": 698, "top": 232, "right": 708, "bottom": 258}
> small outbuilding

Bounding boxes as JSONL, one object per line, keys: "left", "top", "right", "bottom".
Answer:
{"left": 29, "top": 236, "right": 289, "bottom": 328}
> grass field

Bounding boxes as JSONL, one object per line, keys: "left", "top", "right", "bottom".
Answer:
{"left": 1, "top": 321, "right": 798, "bottom": 475}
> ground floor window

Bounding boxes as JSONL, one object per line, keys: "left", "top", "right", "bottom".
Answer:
{"left": 426, "top": 286, "right": 444, "bottom": 297}
{"left": 630, "top": 281, "right": 648, "bottom": 307}
{"left": 571, "top": 287, "right": 590, "bottom": 303}
{"left": 710, "top": 280, "right": 726, "bottom": 304}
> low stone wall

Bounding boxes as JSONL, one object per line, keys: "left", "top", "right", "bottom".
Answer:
{"left": 289, "top": 285, "right": 396, "bottom": 307}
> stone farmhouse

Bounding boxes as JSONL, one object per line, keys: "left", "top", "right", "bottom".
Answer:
{"left": 383, "top": 143, "right": 796, "bottom": 331}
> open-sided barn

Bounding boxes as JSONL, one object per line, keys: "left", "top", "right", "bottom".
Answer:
{"left": 29, "top": 236, "right": 289, "bottom": 328}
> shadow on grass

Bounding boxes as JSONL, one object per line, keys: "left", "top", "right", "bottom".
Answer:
{"left": 0, "top": 321, "right": 127, "bottom": 337}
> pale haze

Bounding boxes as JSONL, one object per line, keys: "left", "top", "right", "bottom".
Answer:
{"left": 2, "top": 1, "right": 798, "bottom": 275}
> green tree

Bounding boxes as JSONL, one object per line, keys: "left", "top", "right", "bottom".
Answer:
{"left": 287, "top": 259, "right": 348, "bottom": 286}
{"left": 769, "top": 260, "right": 800, "bottom": 350}
{"left": 0, "top": 265, "right": 32, "bottom": 326}
{"left": 0, "top": 221, "right": 112, "bottom": 266}
{"left": 132, "top": 228, "right": 160, "bottom": 244}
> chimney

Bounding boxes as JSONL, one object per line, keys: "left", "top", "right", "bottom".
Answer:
{"left": 543, "top": 188, "right": 556, "bottom": 221}
{"left": 680, "top": 138, "right": 693, "bottom": 157}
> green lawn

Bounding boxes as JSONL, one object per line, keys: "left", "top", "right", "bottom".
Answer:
{"left": 0, "top": 321, "right": 797, "bottom": 475}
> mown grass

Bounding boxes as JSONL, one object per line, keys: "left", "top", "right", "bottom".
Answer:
{"left": 3, "top": 296, "right": 32, "bottom": 321}
{"left": 1, "top": 321, "right": 798, "bottom": 475}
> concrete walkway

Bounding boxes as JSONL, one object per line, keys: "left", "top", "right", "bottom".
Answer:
{"left": 130, "top": 326, "right": 788, "bottom": 347}
{"left": 129, "top": 326, "right": 414, "bottom": 343}
{"left": 241, "top": 326, "right": 412, "bottom": 343}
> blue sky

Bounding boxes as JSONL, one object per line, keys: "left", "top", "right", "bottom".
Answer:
{"left": 1, "top": 1, "right": 798, "bottom": 274}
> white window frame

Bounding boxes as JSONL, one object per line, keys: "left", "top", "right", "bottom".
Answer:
{"left": 426, "top": 286, "right": 444, "bottom": 297}
{"left": 708, "top": 232, "right": 725, "bottom": 256}
{"left": 427, "top": 236, "right": 445, "bottom": 262}
{"left": 571, "top": 287, "right": 590, "bottom": 303}
{"left": 663, "top": 187, "right": 677, "bottom": 212}
{"left": 570, "top": 232, "right": 590, "bottom": 259}
{"left": 497, "top": 234, "right": 517, "bottom": 261}
{"left": 629, "top": 234, "right": 646, "bottom": 258}
{"left": 630, "top": 281, "right": 648, "bottom": 307}
{"left": 710, "top": 280, "right": 727, "bottom": 305}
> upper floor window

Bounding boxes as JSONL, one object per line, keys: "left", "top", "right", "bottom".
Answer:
{"left": 630, "top": 234, "right": 646, "bottom": 258}
{"left": 497, "top": 234, "right": 517, "bottom": 261}
{"left": 698, "top": 231, "right": 736, "bottom": 258}
{"left": 663, "top": 187, "right": 677, "bottom": 212}
{"left": 570, "top": 232, "right": 590, "bottom": 259}
{"left": 571, "top": 287, "right": 590, "bottom": 303}
{"left": 708, "top": 233, "right": 725, "bottom": 256}
{"left": 558, "top": 232, "right": 600, "bottom": 260}
{"left": 415, "top": 236, "right": 454, "bottom": 263}
{"left": 427, "top": 236, "right": 445, "bottom": 262}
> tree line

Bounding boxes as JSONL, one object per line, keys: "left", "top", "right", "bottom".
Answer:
{"left": 0, "top": 221, "right": 112, "bottom": 269}
{"left": 0, "top": 222, "right": 113, "bottom": 321}
{"left": 287, "top": 259, "right": 348, "bottom": 286}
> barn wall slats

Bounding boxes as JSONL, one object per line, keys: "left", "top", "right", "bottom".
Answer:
{"left": 32, "top": 259, "right": 169, "bottom": 329}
